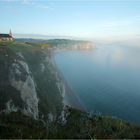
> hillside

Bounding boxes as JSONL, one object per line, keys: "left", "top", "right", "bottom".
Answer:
{"left": 16, "top": 38, "right": 94, "bottom": 50}
{"left": 0, "top": 40, "right": 140, "bottom": 139}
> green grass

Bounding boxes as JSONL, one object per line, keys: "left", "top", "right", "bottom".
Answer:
{"left": 0, "top": 112, "right": 47, "bottom": 139}
{"left": 48, "top": 107, "right": 140, "bottom": 139}
{"left": 1, "top": 108, "right": 140, "bottom": 139}
{"left": 24, "top": 42, "right": 52, "bottom": 48}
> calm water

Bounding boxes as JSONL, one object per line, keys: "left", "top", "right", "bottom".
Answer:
{"left": 54, "top": 44, "right": 140, "bottom": 123}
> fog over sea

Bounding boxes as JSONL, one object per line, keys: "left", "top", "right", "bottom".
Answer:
{"left": 54, "top": 42, "right": 140, "bottom": 124}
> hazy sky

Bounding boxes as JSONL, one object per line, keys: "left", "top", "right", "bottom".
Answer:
{"left": 0, "top": 0, "right": 140, "bottom": 40}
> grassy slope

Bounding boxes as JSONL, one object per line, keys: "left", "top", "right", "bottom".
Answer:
{"left": 0, "top": 41, "right": 140, "bottom": 139}
{"left": 0, "top": 112, "right": 46, "bottom": 139}
{"left": 0, "top": 108, "right": 140, "bottom": 139}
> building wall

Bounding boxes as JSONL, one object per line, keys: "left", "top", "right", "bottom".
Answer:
{"left": 0, "top": 37, "right": 13, "bottom": 41}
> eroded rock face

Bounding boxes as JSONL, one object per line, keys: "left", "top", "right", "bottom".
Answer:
{"left": 9, "top": 53, "right": 39, "bottom": 119}
{"left": 0, "top": 43, "right": 78, "bottom": 121}
{"left": 5, "top": 99, "right": 18, "bottom": 113}
{"left": 54, "top": 41, "right": 94, "bottom": 51}
{"left": 56, "top": 81, "right": 65, "bottom": 98}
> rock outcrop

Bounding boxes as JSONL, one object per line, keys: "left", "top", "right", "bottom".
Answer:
{"left": 9, "top": 54, "right": 39, "bottom": 119}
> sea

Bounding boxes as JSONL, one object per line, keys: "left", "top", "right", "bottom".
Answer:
{"left": 54, "top": 43, "right": 140, "bottom": 124}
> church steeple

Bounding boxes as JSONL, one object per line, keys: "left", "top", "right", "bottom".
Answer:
{"left": 9, "top": 29, "right": 12, "bottom": 37}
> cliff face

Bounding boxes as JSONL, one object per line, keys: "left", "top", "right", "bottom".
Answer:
{"left": 0, "top": 41, "right": 64, "bottom": 120}
{"left": 44, "top": 39, "right": 94, "bottom": 51}
{"left": 9, "top": 53, "right": 39, "bottom": 119}
{"left": 0, "top": 40, "right": 93, "bottom": 120}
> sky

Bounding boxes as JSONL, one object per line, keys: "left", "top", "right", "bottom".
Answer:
{"left": 0, "top": 0, "right": 140, "bottom": 40}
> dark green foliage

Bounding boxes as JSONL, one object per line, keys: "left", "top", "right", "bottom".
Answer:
{"left": 0, "top": 112, "right": 46, "bottom": 139}
{"left": 1, "top": 108, "right": 140, "bottom": 139}
{"left": 47, "top": 107, "right": 140, "bottom": 139}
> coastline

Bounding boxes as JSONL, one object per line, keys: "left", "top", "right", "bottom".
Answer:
{"left": 51, "top": 50, "right": 87, "bottom": 111}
